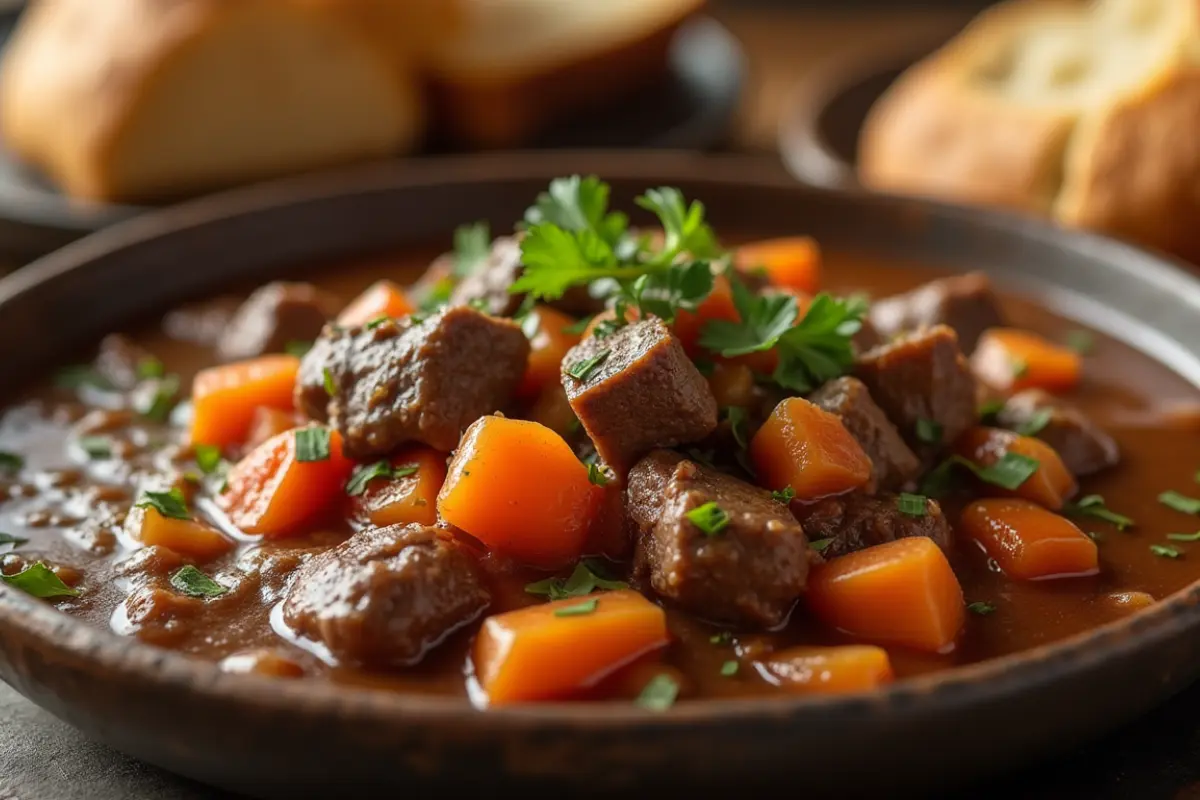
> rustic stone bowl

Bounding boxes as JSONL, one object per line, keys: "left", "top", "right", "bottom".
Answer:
{"left": 1, "top": 152, "right": 1199, "bottom": 799}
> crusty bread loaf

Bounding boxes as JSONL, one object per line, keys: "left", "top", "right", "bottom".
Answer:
{"left": 426, "top": 0, "right": 706, "bottom": 149}
{"left": 859, "top": 0, "right": 1200, "bottom": 261}
{"left": 0, "top": 0, "right": 425, "bottom": 203}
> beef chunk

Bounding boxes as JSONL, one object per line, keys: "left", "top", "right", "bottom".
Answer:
{"left": 628, "top": 450, "right": 809, "bottom": 628}
{"left": 217, "top": 282, "right": 338, "bottom": 362}
{"left": 869, "top": 272, "right": 1004, "bottom": 353}
{"left": 799, "top": 492, "right": 952, "bottom": 559}
{"left": 563, "top": 319, "right": 717, "bottom": 473}
{"left": 449, "top": 235, "right": 605, "bottom": 318}
{"left": 855, "top": 325, "right": 977, "bottom": 456}
{"left": 997, "top": 389, "right": 1119, "bottom": 476}
{"left": 808, "top": 377, "right": 921, "bottom": 492}
{"left": 95, "top": 334, "right": 152, "bottom": 391}
{"left": 296, "top": 306, "right": 529, "bottom": 456}
{"left": 282, "top": 524, "right": 489, "bottom": 668}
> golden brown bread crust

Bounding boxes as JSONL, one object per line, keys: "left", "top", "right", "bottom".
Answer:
{"left": 858, "top": 0, "right": 1200, "bottom": 261}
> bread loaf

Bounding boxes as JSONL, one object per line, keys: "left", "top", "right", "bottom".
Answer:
{"left": 0, "top": 0, "right": 425, "bottom": 203}
{"left": 859, "top": 0, "right": 1200, "bottom": 261}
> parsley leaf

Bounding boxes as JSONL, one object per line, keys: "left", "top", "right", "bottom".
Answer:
{"left": 898, "top": 493, "right": 928, "bottom": 517}
{"left": 1014, "top": 408, "right": 1054, "bottom": 437}
{"left": 1, "top": 562, "right": 79, "bottom": 598}
{"left": 978, "top": 399, "right": 1006, "bottom": 424}
{"left": 453, "top": 221, "right": 491, "bottom": 278}
{"left": 724, "top": 406, "right": 750, "bottom": 450}
{"left": 137, "top": 375, "right": 180, "bottom": 422}
{"left": 565, "top": 349, "right": 609, "bottom": 381}
{"left": 554, "top": 598, "right": 599, "bottom": 617}
{"left": 686, "top": 502, "right": 730, "bottom": 536}
{"left": 136, "top": 488, "right": 190, "bottom": 520}
{"left": 523, "top": 175, "right": 629, "bottom": 246}
{"left": 625, "top": 261, "right": 714, "bottom": 324}
{"left": 720, "top": 660, "right": 739, "bottom": 677}
{"left": 344, "top": 461, "right": 419, "bottom": 497}
{"left": 809, "top": 538, "right": 833, "bottom": 553}
{"left": 1159, "top": 491, "right": 1200, "bottom": 515}
{"left": 1167, "top": 531, "right": 1200, "bottom": 542}
{"left": 699, "top": 280, "right": 797, "bottom": 356}
{"left": 636, "top": 673, "right": 680, "bottom": 711}
{"left": 1063, "top": 495, "right": 1134, "bottom": 531}
{"left": 294, "top": 427, "right": 331, "bottom": 463}
{"left": 968, "top": 601, "right": 996, "bottom": 616}
{"left": 0, "top": 452, "right": 24, "bottom": 472}
{"left": 524, "top": 559, "right": 628, "bottom": 600}
{"left": 322, "top": 368, "right": 337, "bottom": 396}
{"left": 1151, "top": 544, "right": 1182, "bottom": 559}
{"left": 169, "top": 565, "right": 228, "bottom": 598}
{"left": 76, "top": 436, "right": 112, "bottom": 460}
{"left": 967, "top": 453, "right": 1040, "bottom": 490}
{"left": 915, "top": 418, "right": 943, "bottom": 445}
{"left": 772, "top": 486, "right": 796, "bottom": 504}
{"left": 194, "top": 444, "right": 222, "bottom": 474}
{"left": 587, "top": 462, "right": 610, "bottom": 487}
{"left": 634, "top": 186, "right": 721, "bottom": 260}
{"left": 136, "top": 356, "right": 165, "bottom": 380}
{"left": 773, "top": 293, "right": 869, "bottom": 393}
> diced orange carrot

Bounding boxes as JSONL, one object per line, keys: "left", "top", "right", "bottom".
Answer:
{"left": 673, "top": 274, "right": 739, "bottom": 355}
{"left": 807, "top": 537, "right": 965, "bottom": 653}
{"left": 519, "top": 306, "right": 583, "bottom": 399}
{"left": 472, "top": 590, "right": 669, "bottom": 704}
{"left": 190, "top": 355, "right": 300, "bottom": 447}
{"left": 438, "top": 416, "right": 602, "bottom": 567}
{"left": 336, "top": 280, "right": 415, "bottom": 327}
{"left": 349, "top": 445, "right": 447, "bottom": 528}
{"left": 735, "top": 236, "right": 821, "bottom": 294}
{"left": 246, "top": 407, "right": 300, "bottom": 451}
{"left": 528, "top": 384, "right": 581, "bottom": 441}
{"left": 956, "top": 426, "right": 1077, "bottom": 510}
{"left": 750, "top": 397, "right": 872, "bottom": 500}
{"left": 960, "top": 498, "right": 1098, "bottom": 580}
{"left": 970, "top": 328, "right": 1082, "bottom": 393}
{"left": 762, "top": 645, "right": 893, "bottom": 694}
{"left": 705, "top": 361, "right": 757, "bottom": 408}
{"left": 219, "top": 426, "right": 354, "bottom": 538}
{"left": 125, "top": 506, "right": 233, "bottom": 562}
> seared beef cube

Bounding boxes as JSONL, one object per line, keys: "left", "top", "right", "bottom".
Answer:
{"left": 94, "top": 334, "right": 153, "bottom": 391}
{"left": 799, "top": 492, "right": 951, "bottom": 559}
{"left": 869, "top": 272, "right": 1004, "bottom": 353}
{"left": 997, "top": 389, "right": 1119, "bottom": 476}
{"left": 448, "top": 236, "right": 605, "bottom": 318}
{"left": 282, "top": 524, "right": 489, "bottom": 668}
{"left": 628, "top": 450, "right": 809, "bottom": 628}
{"left": 562, "top": 318, "right": 717, "bottom": 473}
{"left": 297, "top": 306, "right": 529, "bottom": 456}
{"left": 217, "top": 282, "right": 338, "bottom": 362}
{"left": 808, "top": 377, "right": 921, "bottom": 492}
{"left": 855, "top": 325, "right": 977, "bottom": 456}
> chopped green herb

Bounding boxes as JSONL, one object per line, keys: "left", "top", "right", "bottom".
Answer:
{"left": 1011, "top": 358, "right": 1029, "bottom": 379}
{"left": 0, "top": 533, "right": 28, "bottom": 547}
{"left": 967, "top": 601, "right": 996, "bottom": 616}
{"left": 1151, "top": 544, "right": 1182, "bottom": 559}
{"left": 809, "top": 538, "right": 833, "bottom": 553}
{"left": 686, "top": 502, "right": 730, "bottom": 536}
{"left": 772, "top": 486, "right": 796, "bottom": 504}
{"left": 553, "top": 598, "right": 599, "bottom": 617}
{"left": 344, "top": 461, "right": 418, "bottom": 496}
{"left": 194, "top": 444, "right": 222, "bottom": 474}
{"left": 970, "top": 453, "right": 1040, "bottom": 491}
{"left": 720, "top": 660, "right": 739, "bottom": 677}
{"left": 1063, "top": 495, "right": 1134, "bottom": 531}
{"left": 1, "top": 562, "right": 79, "bottom": 598}
{"left": 918, "top": 457, "right": 961, "bottom": 498}
{"left": 724, "top": 406, "right": 750, "bottom": 449}
{"left": 169, "top": 565, "right": 228, "bottom": 598}
{"left": 77, "top": 436, "right": 112, "bottom": 460}
{"left": 692, "top": 358, "right": 716, "bottom": 376}
{"left": 135, "top": 488, "right": 189, "bottom": 520}
{"left": 1167, "top": 531, "right": 1200, "bottom": 542}
{"left": 1014, "top": 408, "right": 1054, "bottom": 437}
{"left": 284, "top": 340, "right": 313, "bottom": 357}
{"left": 136, "top": 356, "right": 165, "bottom": 380}
{"left": 364, "top": 315, "right": 391, "bottom": 331}
{"left": 1159, "top": 490, "right": 1200, "bottom": 515}
{"left": 897, "top": 493, "right": 928, "bottom": 517}
{"left": 0, "top": 451, "right": 24, "bottom": 472}
{"left": 565, "top": 350, "right": 609, "bottom": 382}
{"left": 562, "top": 315, "right": 594, "bottom": 335}
{"left": 322, "top": 368, "right": 337, "bottom": 396}
{"left": 294, "top": 427, "right": 331, "bottom": 463}
{"left": 619, "top": 260, "right": 715, "bottom": 325}
{"left": 138, "top": 374, "right": 180, "bottom": 422}
{"left": 591, "top": 317, "right": 623, "bottom": 340}
{"left": 466, "top": 298, "right": 491, "bottom": 313}
{"left": 586, "top": 462, "right": 610, "bottom": 487}
{"left": 54, "top": 365, "right": 113, "bottom": 392}
{"left": 710, "top": 631, "right": 733, "bottom": 645}
{"left": 699, "top": 280, "right": 796, "bottom": 357}
{"left": 978, "top": 399, "right": 1006, "bottom": 424}
{"left": 1065, "top": 329, "right": 1095, "bottom": 355}
{"left": 524, "top": 559, "right": 628, "bottom": 600}
{"left": 452, "top": 221, "right": 491, "bottom": 278}
{"left": 915, "top": 418, "right": 943, "bottom": 445}
{"left": 418, "top": 277, "right": 455, "bottom": 313}
{"left": 635, "top": 673, "right": 679, "bottom": 711}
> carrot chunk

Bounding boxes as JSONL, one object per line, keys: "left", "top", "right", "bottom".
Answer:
{"left": 438, "top": 416, "right": 602, "bottom": 567}
{"left": 807, "top": 537, "right": 965, "bottom": 653}
{"left": 750, "top": 397, "right": 873, "bottom": 500}
{"left": 956, "top": 426, "right": 1077, "bottom": 510}
{"left": 219, "top": 426, "right": 354, "bottom": 538}
{"left": 762, "top": 645, "right": 893, "bottom": 694}
{"left": 337, "top": 280, "right": 414, "bottom": 327}
{"left": 126, "top": 506, "right": 233, "bottom": 561}
{"left": 349, "top": 445, "right": 447, "bottom": 528}
{"left": 971, "top": 328, "right": 1081, "bottom": 393}
{"left": 190, "top": 355, "right": 299, "bottom": 447}
{"left": 519, "top": 305, "right": 582, "bottom": 399}
{"left": 736, "top": 236, "right": 821, "bottom": 294}
{"left": 472, "top": 590, "right": 669, "bottom": 705}
{"left": 673, "top": 274, "right": 739, "bottom": 356}
{"left": 245, "top": 407, "right": 299, "bottom": 450}
{"left": 960, "top": 498, "right": 1098, "bottom": 580}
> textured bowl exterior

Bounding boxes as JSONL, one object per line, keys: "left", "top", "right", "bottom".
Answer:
{"left": 1, "top": 152, "right": 1199, "bottom": 798}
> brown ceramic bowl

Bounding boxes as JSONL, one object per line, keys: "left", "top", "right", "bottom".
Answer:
{"left": 2, "top": 152, "right": 1200, "bottom": 799}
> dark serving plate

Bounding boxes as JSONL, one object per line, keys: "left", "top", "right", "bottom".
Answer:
{"left": 2, "top": 151, "right": 1200, "bottom": 799}
{"left": 0, "top": 12, "right": 743, "bottom": 263}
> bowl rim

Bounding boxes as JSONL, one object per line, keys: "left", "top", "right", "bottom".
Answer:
{"left": 2, "top": 149, "right": 1200, "bottom": 729}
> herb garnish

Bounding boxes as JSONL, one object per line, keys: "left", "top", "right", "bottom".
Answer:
{"left": 284, "top": 340, "right": 313, "bottom": 358}
{"left": 967, "top": 601, "right": 996, "bottom": 616}
{"left": 1063, "top": 495, "right": 1134, "bottom": 531}
{"left": 1065, "top": 329, "right": 1094, "bottom": 355}
{"left": 453, "top": 221, "right": 491, "bottom": 278}
{"left": 322, "top": 368, "right": 337, "bottom": 396}
{"left": 136, "top": 356, "right": 166, "bottom": 379}
{"left": 897, "top": 493, "right": 928, "bottom": 517}
{"left": 635, "top": 673, "right": 679, "bottom": 711}
{"left": 710, "top": 631, "right": 733, "bottom": 645}
{"left": 524, "top": 559, "right": 628, "bottom": 600}
{"left": 169, "top": 565, "right": 228, "bottom": 598}
{"left": 1, "top": 562, "right": 80, "bottom": 598}
{"left": 77, "top": 436, "right": 112, "bottom": 460}
{"left": 686, "top": 502, "right": 730, "bottom": 536}
{"left": 0, "top": 451, "right": 24, "bottom": 472}
{"left": 720, "top": 660, "right": 739, "bottom": 677}
{"left": 0, "top": 533, "right": 28, "bottom": 547}
{"left": 1159, "top": 491, "right": 1200, "bottom": 515}
{"left": 345, "top": 461, "right": 419, "bottom": 496}
{"left": 772, "top": 486, "right": 796, "bottom": 504}
{"left": 1167, "top": 531, "right": 1200, "bottom": 542}
{"left": 364, "top": 315, "right": 392, "bottom": 330}
{"left": 562, "top": 315, "right": 594, "bottom": 336}
{"left": 553, "top": 598, "right": 599, "bottom": 617}
{"left": 1014, "top": 408, "right": 1054, "bottom": 437}
{"left": 1151, "top": 544, "right": 1182, "bottom": 559}
{"left": 915, "top": 418, "right": 943, "bottom": 445}
{"left": 809, "top": 538, "right": 833, "bottom": 553}
{"left": 724, "top": 406, "right": 750, "bottom": 449}
{"left": 565, "top": 350, "right": 609, "bottom": 381}
{"left": 294, "top": 427, "right": 331, "bottom": 463}
{"left": 978, "top": 399, "right": 1006, "bottom": 424}
{"left": 137, "top": 374, "right": 180, "bottom": 422}
{"left": 586, "top": 462, "right": 609, "bottom": 487}
{"left": 194, "top": 444, "right": 222, "bottom": 474}
{"left": 135, "top": 488, "right": 190, "bottom": 520}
